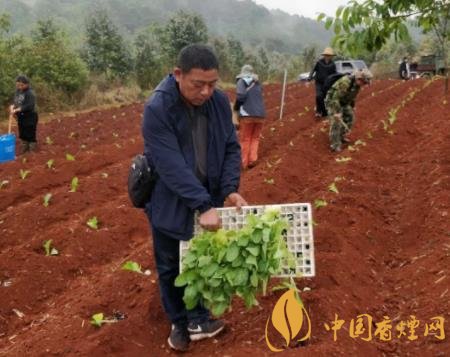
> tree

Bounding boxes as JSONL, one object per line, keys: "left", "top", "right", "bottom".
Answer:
{"left": 134, "top": 25, "right": 167, "bottom": 89}
{"left": 83, "top": 11, "right": 133, "bottom": 79}
{"left": 211, "top": 37, "right": 233, "bottom": 81}
{"left": 161, "top": 10, "right": 208, "bottom": 65}
{"left": 320, "top": 0, "right": 450, "bottom": 93}
{"left": 227, "top": 35, "right": 245, "bottom": 77}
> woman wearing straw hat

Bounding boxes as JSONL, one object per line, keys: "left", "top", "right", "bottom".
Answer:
{"left": 308, "top": 47, "right": 337, "bottom": 118}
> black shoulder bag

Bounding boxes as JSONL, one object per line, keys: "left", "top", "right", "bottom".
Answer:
{"left": 127, "top": 154, "right": 158, "bottom": 208}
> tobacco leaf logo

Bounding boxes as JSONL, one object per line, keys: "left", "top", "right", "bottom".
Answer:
{"left": 265, "top": 289, "right": 311, "bottom": 352}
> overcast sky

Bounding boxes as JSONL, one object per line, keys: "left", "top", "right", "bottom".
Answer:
{"left": 251, "top": 0, "right": 351, "bottom": 19}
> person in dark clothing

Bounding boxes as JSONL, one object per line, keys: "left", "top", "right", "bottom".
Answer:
{"left": 142, "top": 44, "right": 247, "bottom": 352}
{"left": 9, "top": 75, "right": 38, "bottom": 154}
{"left": 309, "top": 47, "right": 337, "bottom": 118}
{"left": 234, "top": 64, "right": 266, "bottom": 169}
{"left": 399, "top": 57, "right": 410, "bottom": 80}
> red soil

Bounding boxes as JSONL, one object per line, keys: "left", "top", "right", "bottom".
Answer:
{"left": 0, "top": 79, "right": 448, "bottom": 356}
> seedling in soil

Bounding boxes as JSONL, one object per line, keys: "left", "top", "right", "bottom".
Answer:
{"left": 66, "top": 153, "right": 75, "bottom": 161}
{"left": 46, "top": 159, "right": 54, "bottom": 169}
{"left": 22, "top": 158, "right": 27, "bottom": 164}
{"left": 381, "top": 120, "right": 389, "bottom": 131}
{"left": 43, "top": 193, "right": 52, "bottom": 207}
{"left": 354, "top": 139, "right": 366, "bottom": 147}
{"left": 115, "top": 143, "right": 122, "bottom": 149}
{"left": 270, "top": 127, "right": 276, "bottom": 132}
{"left": 264, "top": 178, "right": 275, "bottom": 185}
{"left": 314, "top": 199, "right": 328, "bottom": 209}
{"left": 289, "top": 141, "right": 294, "bottom": 147}
{"left": 335, "top": 157, "right": 352, "bottom": 163}
{"left": 101, "top": 173, "right": 109, "bottom": 179}
{"left": 69, "top": 177, "right": 79, "bottom": 192}
{"left": 388, "top": 108, "right": 398, "bottom": 125}
{"left": 43, "top": 239, "right": 59, "bottom": 256}
{"left": 19, "top": 169, "right": 30, "bottom": 180}
{"left": 45, "top": 136, "right": 53, "bottom": 145}
{"left": 113, "top": 133, "right": 119, "bottom": 138}
{"left": 0, "top": 180, "right": 9, "bottom": 189}
{"left": 304, "top": 106, "right": 310, "bottom": 112}
{"left": 121, "top": 261, "right": 151, "bottom": 275}
{"left": 87, "top": 216, "right": 99, "bottom": 230}
{"left": 69, "top": 132, "right": 76, "bottom": 139}
{"left": 328, "top": 182, "right": 339, "bottom": 194}
{"left": 366, "top": 131, "right": 373, "bottom": 139}
{"left": 90, "top": 312, "right": 125, "bottom": 328}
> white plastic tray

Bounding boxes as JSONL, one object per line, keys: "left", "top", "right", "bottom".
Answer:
{"left": 179, "top": 203, "right": 315, "bottom": 278}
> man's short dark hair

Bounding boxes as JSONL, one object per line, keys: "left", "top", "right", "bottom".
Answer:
{"left": 177, "top": 44, "right": 219, "bottom": 73}
{"left": 16, "top": 75, "right": 30, "bottom": 84}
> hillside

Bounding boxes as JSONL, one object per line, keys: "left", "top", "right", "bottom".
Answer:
{"left": 0, "top": 0, "right": 333, "bottom": 53}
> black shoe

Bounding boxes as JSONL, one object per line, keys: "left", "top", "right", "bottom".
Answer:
{"left": 168, "top": 324, "right": 190, "bottom": 352}
{"left": 188, "top": 319, "right": 225, "bottom": 341}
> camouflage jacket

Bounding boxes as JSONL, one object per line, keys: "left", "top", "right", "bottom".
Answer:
{"left": 325, "top": 75, "right": 360, "bottom": 114}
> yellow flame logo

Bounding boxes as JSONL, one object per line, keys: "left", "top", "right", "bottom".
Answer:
{"left": 265, "top": 289, "right": 311, "bottom": 352}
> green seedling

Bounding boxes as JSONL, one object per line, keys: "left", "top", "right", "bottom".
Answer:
{"left": 314, "top": 199, "right": 328, "bottom": 209}
{"left": 334, "top": 176, "right": 345, "bottom": 182}
{"left": 90, "top": 313, "right": 120, "bottom": 328}
{"left": 87, "top": 216, "right": 99, "bottom": 230}
{"left": 45, "top": 136, "right": 53, "bottom": 145}
{"left": 43, "top": 239, "right": 59, "bottom": 256}
{"left": 46, "top": 159, "right": 54, "bottom": 169}
{"left": 335, "top": 157, "right": 352, "bottom": 163}
{"left": 270, "top": 127, "right": 276, "bottom": 132}
{"left": 121, "top": 261, "right": 151, "bottom": 275}
{"left": 66, "top": 153, "right": 75, "bottom": 161}
{"left": 113, "top": 133, "right": 119, "bottom": 138}
{"left": 19, "top": 169, "right": 30, "bottom": 180}
{"left": 381, "top": 120, "right": 389, "bottom": 131}
{"left": 304, "top": 106, "right": 310, "bottom": 112}
{"left": 115, "top": 143, "right": 122, "bottom": 149}
{"left": 0, "top": 180, "right": 9, "bottom": 189}
{"left": 69, "top": 132, "right": 76, "bottom": 138}
{"left": 101, "top": 173, "right": 109, "bottom": 179}
{"left": 354, "top": 139, "right": 366, "bottom": 147}
{"left": 70, "top": 177, "right": 79, "bottom": 192}
{"left": 43, "top": 193, "right": 52, "bottom": 207}
{"left": 328, "top": 182, "right": 339, "bottom": 194}
{"left": 289, "top": 141, "right": 294, "bottom": 147}
{"left": 366, "top": 131, "right": 373, "bottom": 139}
{"left": 348, "top": 145, "right": 358, "bottom": 152}
{"left": 264, "top": 178, "right": 275, "bottom": 185}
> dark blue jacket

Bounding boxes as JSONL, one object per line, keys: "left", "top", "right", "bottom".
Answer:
{"left": 236, "top": 78, "right": 266, "bottom": 118}
{"left": 142, "top": 74, "right": 241, "bottom": 240}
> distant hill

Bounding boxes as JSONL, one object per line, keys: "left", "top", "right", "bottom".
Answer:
{"left": 0, "top": 0, "right": 333, "bottom": 53}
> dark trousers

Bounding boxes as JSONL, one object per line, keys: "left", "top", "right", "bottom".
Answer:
{"left": 18, "top": 112, "right": 38, "bottom": 143}
{"left": 315, "top": 83, "right": 327, "bottom": 116}
{"left": 151, "top": 227, "right": 209, "bottom": 326}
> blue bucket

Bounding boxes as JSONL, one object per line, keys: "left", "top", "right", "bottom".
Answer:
{"left": 0, "top": 133, "right": 16, "bottom": 163}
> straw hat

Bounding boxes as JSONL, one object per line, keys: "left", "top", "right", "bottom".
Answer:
{"left": 322, "top": 47, "right": 335, "bottom": 56}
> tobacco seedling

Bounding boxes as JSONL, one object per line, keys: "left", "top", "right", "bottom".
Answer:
{"left": 43, "top": 239, "right": 59, "bottom": 256}
{"left": 46, "top": 159, "right": 54, "bottom": 169}
{"left": 90, "top": 312, "right": 123, "bottom": 328}
{"left": 70, "top": 177, "right": 79, "bottom": 192}
{"left": 264, "top": 178, "right": 275, "bottom": 185}
{"left": 314, "top": 199, "right": 328, "bottom": 209}
{"left": 335, "top": 157, "right": 352, "bottom": 163}
{"left": 45, "top": 136, "right": 53, "bottom": 145}
{"left": 121, "top": 261, "right": 150, "bottom": 275}
{"left": 43, "top": 193, "right": 52, "bottom": 207}
{"left": 19, "top": 169, "right": 30, "bottom": 180}
{"left": 328, "top": 183, "right": 339, "bottom": 194}
{"left": 87, "top": 216, "right": 99, "bottom": 230}
{"left": 101, "top": 173, "right": 109, "bottom": 179}
{"left": 66, "top": 153, "right": 75, "bottom": 161}
{"left": 0, "top": 180, "right": 9, "bottom": 189}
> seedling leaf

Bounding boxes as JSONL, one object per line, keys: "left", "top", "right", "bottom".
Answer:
{"left": 328, "top": 182, "right": 339, "bottom": 194}
{"left": 45, "top": 136, "right": 53, "bottom": 145}
{"left": 70, "top": 177, "right": 79, "bottom": 192}
{"left": 121, "top": 261, "right": 143, "bottom": 274}
{"left": 335, "top": 157, "right": 352, "bottom": 163}
{"left": 87, "top": 216, "right": 99, "bottom": 230}
{"left": 91, "top": 313, "right": 104, "bottom": 327}
{"left": 46, "top": 159, "right": 54, "bottom": 169}
{"left": 43, "top": 193, "right": 52, "bottom": 207}
{"left": 66, "top": 153, "right": 75, "bottom": 161}
{"left": 0, "top": 180, "right": 9, "bottom": 189}
{"left": 19, "top": 169, "right": 30, "bottom": 180}
{"left": 314, "top": 199, "right": 328, "bottom": 209}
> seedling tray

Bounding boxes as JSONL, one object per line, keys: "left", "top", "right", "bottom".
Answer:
{"left": 180, "top": 203, "right": 315, "bottom": 278}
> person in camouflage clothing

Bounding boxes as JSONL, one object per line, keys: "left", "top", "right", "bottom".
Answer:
{"left": 325, "top": 69, "right": 373, "bottom": 152}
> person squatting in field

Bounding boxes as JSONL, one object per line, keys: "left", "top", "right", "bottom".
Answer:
{"left": 308, "top": 47, "right": 337, "bottom": 118}
{"left": 325, "top": 69, "right": 373, "bottom": 152}
{"left": 9, "top": 75, "right": 39, "bottom": 154}
{"left": 234, "top": 64, "right": 266, "bottom": 169}
{"left": 141, "top": 44, "right": 248, "bottom": 352}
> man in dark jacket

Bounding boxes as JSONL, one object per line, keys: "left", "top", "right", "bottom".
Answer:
{"left": 9, "top": 75, "right": 38, "bottom": 153}
{"left": 142, "top": 44, "right": 247, "bottom": 352}
{"left": 309, "top": 47, "right": 337, "bottom": 118}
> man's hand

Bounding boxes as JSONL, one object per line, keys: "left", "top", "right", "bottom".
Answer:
{"left": 199, "top": 208, "right": 221, "bottom": 231}
{"left": 226, "top": 192, "right": 248, "bottom": 211}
